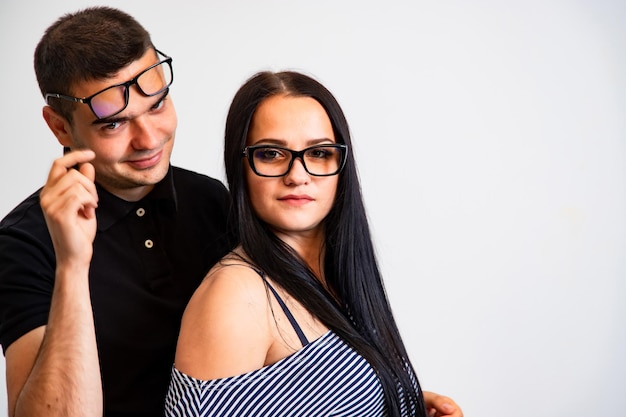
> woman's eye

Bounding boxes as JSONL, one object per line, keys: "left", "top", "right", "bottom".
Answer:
{"left": 258, "top": 149, "right": 282, "bottom": 160}
{"left": 309, "top": 149, "right": 330, "bottom": 159}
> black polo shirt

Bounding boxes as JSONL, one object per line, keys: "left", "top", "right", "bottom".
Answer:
{"left": 0, "top": 165, "right": 234, "bottom": 416}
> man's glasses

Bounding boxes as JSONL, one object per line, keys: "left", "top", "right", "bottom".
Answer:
{"left": 45, "top": 49, "right": 173, "bottom": 120}
{"left": 243, "top": 144, "right": 348, "bottom": 177}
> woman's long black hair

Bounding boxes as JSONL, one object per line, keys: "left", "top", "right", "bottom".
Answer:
{"left": 223, "top": 71, "right": 427, "bottom": 417}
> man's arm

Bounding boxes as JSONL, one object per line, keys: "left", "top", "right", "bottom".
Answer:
{"left": 423, "top": 391, "right": 464, "bottom": 417}
{"left": 6, "top": 150, "right": 102, "bottom": 417}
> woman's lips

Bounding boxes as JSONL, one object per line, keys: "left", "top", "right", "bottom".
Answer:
{"left": 278, "top": 194, "right": 314, "bottom": 206}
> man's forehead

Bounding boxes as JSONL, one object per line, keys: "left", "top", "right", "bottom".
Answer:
{"left": 70, "top": 49, "right": 159, "bottom": 97}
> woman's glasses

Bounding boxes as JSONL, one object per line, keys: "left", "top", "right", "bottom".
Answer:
{"left": 243, "top": 144, "right": 348, "bottom": 177}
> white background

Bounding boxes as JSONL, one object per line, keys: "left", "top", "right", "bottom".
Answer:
{"left": 1, "top": 1, "right": 625, "bottom": 416}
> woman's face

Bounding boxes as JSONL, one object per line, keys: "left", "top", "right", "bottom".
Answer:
{"left": 245, "top": 94, "right": 339, "bottom": 244}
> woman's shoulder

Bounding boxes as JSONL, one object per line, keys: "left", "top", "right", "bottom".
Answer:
{"left": 181, "top": 255, "right": 270, "bottom": 336}
{"left": 193, "top": 251, "right": 267, "bottom": 308}
{"left": 175, "top": 250, "right": 273, "bottom": 379}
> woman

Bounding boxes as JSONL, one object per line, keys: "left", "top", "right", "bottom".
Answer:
{"left": 166, "top": 71, "right": 461, "bottom": 417}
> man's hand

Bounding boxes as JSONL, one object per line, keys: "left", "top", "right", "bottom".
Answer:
{"left": 40, "top": 149, "right": 98, "bottom": 264}
{"left": 423, "top": 391, "right": 464, "bottom": 417}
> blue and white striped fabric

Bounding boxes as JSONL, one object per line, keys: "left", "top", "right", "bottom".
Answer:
{"left": 165, "top": 331, "right": 386, "bottom": 416}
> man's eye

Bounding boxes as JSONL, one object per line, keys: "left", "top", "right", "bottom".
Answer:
{"left": 151, "top": 99, "right": 165, "bottom": 111}
{"left": 151, "top": 90, "right": 169, "bottom": 111}
{"left": 103, "top": 121, "right": 121, "bottom": 130}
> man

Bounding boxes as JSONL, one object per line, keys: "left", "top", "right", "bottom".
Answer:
{"left": 0, "top": 6, "right": 461, "bottom": 417}
{"left": 0, "top": 7, "right": 233, "bottom": 416}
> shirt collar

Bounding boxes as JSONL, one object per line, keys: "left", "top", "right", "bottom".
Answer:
{"left": 95, "top": 165, "right": 178, "bottom": 231}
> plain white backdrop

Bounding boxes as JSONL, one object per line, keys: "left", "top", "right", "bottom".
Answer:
{"left": 1, "top": 1, "right": 625, "bottom": 416}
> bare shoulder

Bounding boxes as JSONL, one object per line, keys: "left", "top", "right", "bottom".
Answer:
{"left": 191, "top": 257, "right": 267, "bottom": 309}
{"left": 175, "top": 256, "right": 272, "bottom": 379}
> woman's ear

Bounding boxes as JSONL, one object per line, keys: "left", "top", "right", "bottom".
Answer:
{"left": 42, "top": 105, "right": 73, "bottom": 148}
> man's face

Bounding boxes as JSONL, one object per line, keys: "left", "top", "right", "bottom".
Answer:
{"left": 65, "top": 49, "right": 177, "bottom": 201}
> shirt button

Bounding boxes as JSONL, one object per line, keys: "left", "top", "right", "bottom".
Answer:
{"left": 144, "top": 239, "right": 154, "bottom": 249}
{"left": 136, "top": 208, "right": 146, "bottom": 217}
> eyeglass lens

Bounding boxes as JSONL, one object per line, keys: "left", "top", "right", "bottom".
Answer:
{"left": 90, "top": 60, "right": 173, "bottom": 119}
{"left": 251, "top": 145, "right": 344, "bottom": 176}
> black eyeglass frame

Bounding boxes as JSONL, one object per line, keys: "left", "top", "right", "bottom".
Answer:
{"left": 44, "top": 48, "right": 173, "bottom": 120}
{"left": 242, "top": 143, "right": 348, "bottom": 177}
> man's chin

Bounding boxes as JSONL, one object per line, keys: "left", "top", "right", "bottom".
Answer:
{"left": 96, "top": 164, "right": 169, "bottom": 200}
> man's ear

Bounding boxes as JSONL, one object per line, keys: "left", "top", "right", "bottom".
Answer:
{"left": 42, "top": 105, "right": 73, "bottom": 148}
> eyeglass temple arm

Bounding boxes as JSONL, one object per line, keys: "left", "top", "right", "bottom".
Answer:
{"left": 44, "top": 93, "right": 84, "bottom": 104}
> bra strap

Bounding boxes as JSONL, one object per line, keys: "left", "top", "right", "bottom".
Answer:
{"left": 264, "top": 280, "right": 310, "bottom": 347}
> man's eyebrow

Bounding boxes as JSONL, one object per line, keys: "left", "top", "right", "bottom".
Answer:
{"left": 91, "top": 115, "right": 128, "bottom": 126}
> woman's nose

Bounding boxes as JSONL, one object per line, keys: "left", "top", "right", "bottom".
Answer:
{"left": 283, "top": 157, "right": 310, "bottom": 185}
